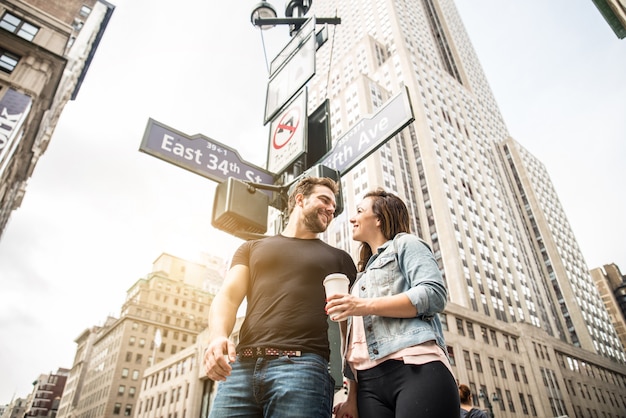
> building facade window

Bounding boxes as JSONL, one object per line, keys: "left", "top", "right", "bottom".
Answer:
{"left": 456, "top": 318, "right": 465, "bottom": 336}
{"left": 79, "top": 5, "right": 92, "bottom": 17}
{"left": 489, "top": 329, "right": 498, "bottom": 346}
{"left": 0, "top": 48, "right": 20, "bottom": 73}
{"left": 480, "top": 326, "right": 489, "bottom": 343}
{"left": 466, "top": 321, "right": 475, "bottom": 339}
{"left": 474, "top": 353, "right": 483, "bottom": 373}
{"left": 463, "top": 350, "right": 472, "bottom": 370}
{"left": 498, "top": 360, "right": 507, "bottom": 378}
{"left": 0, "top": 12, "right": 39, "bottom": 41}
{"left": 440, "top": 313, "right": 448, "bottom": 330}
{"left": 447, "top": 346, "right": 455, "bottom": 366}
{"left": 489, "top": 357, "right": 497, "bottom": 376}
{"left": 512, "top": 337, "right": 519, "bottom": 353}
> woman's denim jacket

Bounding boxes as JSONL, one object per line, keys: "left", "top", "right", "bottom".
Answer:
{"left": 343, "top": 233, "right": 448, "bottom": 381}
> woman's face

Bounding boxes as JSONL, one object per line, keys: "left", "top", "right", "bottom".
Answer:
{"left": 350, "top": 197, "right": 380, "bottom": 242}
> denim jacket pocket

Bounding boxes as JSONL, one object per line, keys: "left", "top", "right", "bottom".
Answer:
{"left": 363, "top": 254, "right": 397, "bottom": 297}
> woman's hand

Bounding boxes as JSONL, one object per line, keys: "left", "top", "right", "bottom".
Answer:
{"left": 326, "top": 294, "right": 367, "bottom": 321}
{"left": 326, "top": 292, "right": 417, "bottom": 320}
{"left": 333, "top": 399, "right": 358, "bottom": 418}
{"left": 333, "top": 379, "right": 359, "bottom": 418}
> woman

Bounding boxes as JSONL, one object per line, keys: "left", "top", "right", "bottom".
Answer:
{"left": 328, "top": 189, "right": 459, "bottom": 418}
{"left": 459, "top": 384, "right": 489, "bottom": 418}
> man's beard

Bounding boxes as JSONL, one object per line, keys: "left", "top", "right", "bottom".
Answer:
{"left": 303, "top": 208, "right": 329, "bottom": 233}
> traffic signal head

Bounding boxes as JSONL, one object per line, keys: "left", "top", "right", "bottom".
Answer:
{"left": 212, "top": 177, "right": 269, "bottom": 236}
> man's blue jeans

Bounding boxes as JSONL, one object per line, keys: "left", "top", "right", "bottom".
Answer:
{"left": 209, "top": 353, "right": 334, "bottom": 418}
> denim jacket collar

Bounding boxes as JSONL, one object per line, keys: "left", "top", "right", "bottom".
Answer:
{"left": 364, "top": 240, "right": 392, "bottom": 270}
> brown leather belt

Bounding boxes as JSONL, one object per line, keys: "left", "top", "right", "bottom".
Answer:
{"left": 239, "top": 347, "right": 302, "bottom": 358}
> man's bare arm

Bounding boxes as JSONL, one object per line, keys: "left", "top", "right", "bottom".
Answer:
{"left": 204, "top": 264, "right": 249, "bottom": 381}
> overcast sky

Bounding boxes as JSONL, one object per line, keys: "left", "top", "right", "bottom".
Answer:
{"left": 0, "top": 0, "right": 624, "bottom": 404}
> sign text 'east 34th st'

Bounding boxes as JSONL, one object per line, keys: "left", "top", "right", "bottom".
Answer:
{"left": 139, "top": 119, "right": 273, "bottom": 186}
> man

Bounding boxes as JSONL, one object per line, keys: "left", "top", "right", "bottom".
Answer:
{"left": 204, "top": 176, "right": 357, "bottom": 418}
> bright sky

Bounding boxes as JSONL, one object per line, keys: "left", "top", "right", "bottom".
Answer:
{"left": 0, "top": 0, "right": 624, "bottom": 404}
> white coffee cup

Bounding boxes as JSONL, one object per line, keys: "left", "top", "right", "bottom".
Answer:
{"left": 324, "top": 273, "right": 349, "bottom": 322}
{"left": 323, "top": 273, "right": 350, "bottom": 298}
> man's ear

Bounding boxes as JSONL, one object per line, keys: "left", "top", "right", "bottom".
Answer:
{"left": 294, "top": 193, "right": 305, "bottom": 208}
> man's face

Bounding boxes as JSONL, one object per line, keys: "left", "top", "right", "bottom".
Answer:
{"left": 299, "top": 185, "right": 337, "bottom": 233}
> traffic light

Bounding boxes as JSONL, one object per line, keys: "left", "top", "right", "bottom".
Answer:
{"left": 305, "top": 99, "right": 331, "bottom": 171}
{"left": 212, "top": 177, "right": 269, "bottom": 238}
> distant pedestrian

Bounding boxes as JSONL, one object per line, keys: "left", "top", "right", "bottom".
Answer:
{"left": 459, "top": 384, "right": 489, "bottom": 418}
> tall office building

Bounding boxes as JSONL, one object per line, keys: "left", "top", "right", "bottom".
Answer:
{"left": 590, "top": 263, "right": 626, "bottom": 354}
{"left": 0, "top": 0, "right": 114, "bottom": 238}
{"left": 291, "top": 1, "right": 626, "bottom": 416}
{"left": 56, "top": 253, "right": 224, "bottom": 418}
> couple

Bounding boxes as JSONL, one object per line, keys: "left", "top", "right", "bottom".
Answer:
{"left": 203, "top": 177, "right": 459, "bottom": 418}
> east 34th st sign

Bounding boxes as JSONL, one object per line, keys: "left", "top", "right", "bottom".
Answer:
{"left": 139, "top": 118, "right": 274, "bottom": 186}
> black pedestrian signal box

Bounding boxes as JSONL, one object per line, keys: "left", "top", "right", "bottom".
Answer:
{"left": 212, "top": 177, "right": 269, "bottom": 235}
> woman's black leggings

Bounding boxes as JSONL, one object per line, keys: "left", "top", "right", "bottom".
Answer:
{"left": 356, "top": 360, "right": 460, "bottom": 418}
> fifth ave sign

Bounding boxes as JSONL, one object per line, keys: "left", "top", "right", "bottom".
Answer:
{"left": 319, "top": 87, "right": 413, "bottom": 175}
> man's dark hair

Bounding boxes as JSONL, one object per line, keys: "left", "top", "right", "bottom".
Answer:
{"left": 459, "top": 384, "right": 472, "bottom": 403}
{"left": 287, "top": 177, "right": 338, "bottom": 214}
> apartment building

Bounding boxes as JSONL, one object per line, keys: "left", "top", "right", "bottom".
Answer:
{"left": 23, "top": 368, "right": 69, "bottom": 417}
{"left": 0, "top": 0, "right": 114, "bottom": 237}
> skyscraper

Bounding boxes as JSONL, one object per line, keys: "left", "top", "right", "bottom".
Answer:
{"left": 295, "top": 0, "right": 626, "bottom": 416}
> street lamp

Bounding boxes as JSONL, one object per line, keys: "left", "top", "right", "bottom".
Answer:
{"left": 250, "top": 1, "right": 278, "bottom": 30}
{"left": 479, "top": 389, "right": 499, "bottom": 418}
{"left": 250, "top": 0, "right": 341, "bottom": 35}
